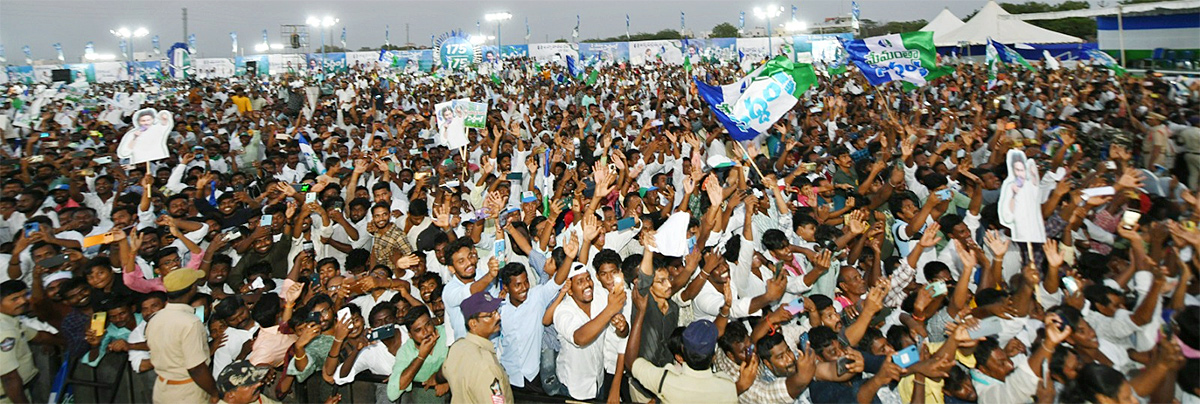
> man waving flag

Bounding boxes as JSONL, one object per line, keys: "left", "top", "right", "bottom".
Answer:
{"left": 695, "top": 55, "right": 816, "bottom": 141}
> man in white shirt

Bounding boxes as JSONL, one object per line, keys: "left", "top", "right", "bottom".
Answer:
{"left": 553, "top": 263, "right": 627, "bottom": 401}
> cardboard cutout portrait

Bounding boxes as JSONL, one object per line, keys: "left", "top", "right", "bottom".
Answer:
{"left": 434, "top": 99, "right": 477, "bottom": 149}
{"left": 116, "top": 108, "right": 172, "bottom": 165}
{"left": 998, "top": 150, "right": 1047, "bottom": 243}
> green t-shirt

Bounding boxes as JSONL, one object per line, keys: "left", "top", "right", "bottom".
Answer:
{"left": 386, "top": 325, "right": 449, "bottom": 401}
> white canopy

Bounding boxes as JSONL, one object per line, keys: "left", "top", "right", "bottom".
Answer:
{"left": 933, "top": 1, "right": 1083, "bottom": 47}
{"left": 920, "top": 8, "right": 966, "bottom": 35}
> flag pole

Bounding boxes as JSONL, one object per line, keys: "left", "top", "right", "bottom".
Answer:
{"left": 734, "top": 141, "right": 766, "bottom": 180}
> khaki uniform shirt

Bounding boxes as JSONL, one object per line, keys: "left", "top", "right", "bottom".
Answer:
{"left": 0, "top": 313, "right": 37, "bottom": 403}
{"left": 630, "top": 357, "right": 738, "bottom": 404}
{"left": 146, "top": 303, "right": 211, "bottom": 404}
{"left": 444, "top": 333, "right": 512, "bottom": 404}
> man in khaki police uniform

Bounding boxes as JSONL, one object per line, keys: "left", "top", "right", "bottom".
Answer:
{"left": 146, "top": 268, "right": 219, "bottom": 403}
{"left": 444, "top": 291, "right": 513, "bottom": 404}
{"left": 0, "top": 280, "right": 38, "bottom": 404}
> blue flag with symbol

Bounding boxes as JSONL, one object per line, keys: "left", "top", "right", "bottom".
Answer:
{"left": 566, "top": 55, "right": 582, "bottom": 79}
{"left": 695, "top": 56, "right": 816, "bottom": 141}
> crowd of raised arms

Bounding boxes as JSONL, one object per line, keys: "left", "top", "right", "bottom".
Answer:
{"left": 0, "top": 54, "right": 1198, "bottom": 404}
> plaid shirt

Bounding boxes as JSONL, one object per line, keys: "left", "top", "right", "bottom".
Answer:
{"left": 885, "top": 259, "right": 918, "bottom": 308}
{"left": 371, "top": 223, "right": 413, "bottom": 269}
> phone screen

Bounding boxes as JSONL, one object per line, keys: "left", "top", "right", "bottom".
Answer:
{"left": 616, "top": 217, "right": 636, "bottom": 231}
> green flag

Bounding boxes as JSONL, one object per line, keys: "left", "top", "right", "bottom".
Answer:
{"left": 585, "top": 70, "right": 599, "bottom": 86}
{"left": 491, "top": 73, "right": 502, "bottom": 86}
{"left": 683, "top": 54, "right": 692, "bottom": 72}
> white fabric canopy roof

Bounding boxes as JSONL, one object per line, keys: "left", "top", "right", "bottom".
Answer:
{"left": 933, "top": 1, "right": 1083, "bottom": 46}
{"left": 920, "top": 8, "right": 966, "bottom": 35}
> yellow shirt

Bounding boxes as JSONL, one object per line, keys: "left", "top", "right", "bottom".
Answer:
{"left": 897, "top": 340, "right": 977, "bottom": 404}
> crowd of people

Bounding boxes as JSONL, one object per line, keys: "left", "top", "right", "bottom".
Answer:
{"left": 0, "top": 50, "right": 1198, "bottom": 404}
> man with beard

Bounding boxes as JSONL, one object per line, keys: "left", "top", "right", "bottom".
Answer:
{"left": 229, "top": 212, "right": 292, "bottom": 288}
{"left": 69, "top": 174, "right": 118, "bottom": 227}
{"left": 367, "top": 203, "right": 414, "bottom": 272}
{"left": 288, "top": 295, "right": 338, "bottom": 385}
{"left": 442, "top": 238, "right": 498, "bottom": 341}
{"left": 319, "top": 197, "right": 371, "bottom": 263}
{"left": 209, "top": 296, "right": 256, "bottom": 379}
{"left": 554, "top": 262, "right": 627, "bottom": 401}
{"left": 56, "top": 277, "right": 94, "bottom": 359}
{"left": 386, "top": 306, "right": 449, "bottom": 403}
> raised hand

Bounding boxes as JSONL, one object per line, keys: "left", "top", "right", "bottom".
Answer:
{"left": 1042, "top": 239, "right": 1063, "bottom": 269}
{"left": 563, "top": 232, "right": 581, "bottom": 260}
{"left": 395, "top": 254, "right": 420, "bottom": 269}
{"left": 918, "top": 222, "right": 942, "bottom": 248}
{"left": 984, "top": 230, "right": 1011, "bottom": 257}
{"left": 1043, "top": 313, "right": 1072, "bottom": 345}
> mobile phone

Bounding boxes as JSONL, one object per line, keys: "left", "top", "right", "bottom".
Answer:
{"left": 24, "top": 222, "right": 40, "bottom": 237}
{"left": 305, "top": 311, "right": 322, "bottom": 323}
{"left": 1105, "top": 161, "right": 1117, "bottom": 170}
{"left": 302, "top": 241, "right": 315, "bottom": 252}
{"left": 1061, "top": 277, "right": 1079, "bottom": 295}
{"left": 1080, "top": 186, "right": 1115, "bottom": 200}
{"left": 801, "top": 162, "right": 817, "bottom": 172}
{"left": 1121, "top": 210, "right": 1141, "bottom": 230}
{"left": 251, "top": 277, "right": 266, "bottom": 290}
{"left": 368, "top": 324, "right": 397, "bottom": 341}
{"left": 783, "top": 298, "right": 805, "bottom": 315}
{"left": 337, "top": 307, "right": 351, "bottom": 322}
{"left": 222, "top": 230, "right": 242, "bottom": 242}
{"left": 616, "top": 217, "right": 636, "bottom": 231}
{"left": 926, "top": 281, "right": 948, "bottom": 298}
{"left": 40, "top": 132, "right": 51, "bottom": 138}
{"left": 305, "top": 192, "right": 317, "bottom": 204}
{"left": 388, "top": 147, "right": 397, "bottom": 155}
{"left": 506, "top": 172, "right": 523, "bottom": 181}
{"left": 36, "top": 253, "right": 70, "bottom": 268}
{"left": 260, "top": 215, "right": 273, "bottom": 226}
{"left": 292, "top": 183, "right": 312, "bottom": 193}
{"left": 90, "top": 312, "right": 107, "bottom": 336}
{"left": 27, "top": 155, "right": 45, "bottom": 163}
{"left": 891, "top": 345, "right": 920, "bottom": 368}
{"left": 82, "top": 230, "right": 120, "bottom": 248}
{"left": 494, "top": 238, "right": 508, "bottom": 266}
{"left": 194, "top": 306, "right": 206, "bottom": 323}
{"left": 836, "top": 357, "right": 850, "bottom": 376}
{"left": 935, "top": 188, "right": 952, "bottom": 200}
{"left": 967, "top": 317, "right": 1004, "bottom": 339}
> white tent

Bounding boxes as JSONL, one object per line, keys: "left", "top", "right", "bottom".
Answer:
{"left": 933, "top": 1, "right": 1084, "bottom": 47}
{"left": 921, "top": 8, "right": 966, "bottom": 35}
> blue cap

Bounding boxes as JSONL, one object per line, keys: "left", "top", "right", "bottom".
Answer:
{"left": 682, "top": 320, "right": 718, "bottom": 356}
{"left": 460, "top": 291, "right": 501, "bottom": 320}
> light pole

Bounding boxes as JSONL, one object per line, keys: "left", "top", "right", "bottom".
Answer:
{"left": 111, "top": 27, "right": 148, "bottom": 85}
{"left": 307, "top": 16, "right": 337, "bottom": 75}
{"left": 754, "top": 5, "right": 783, "bottom": 57}
{"left": 485, "top": 12, "right": 512, "bottom": 61}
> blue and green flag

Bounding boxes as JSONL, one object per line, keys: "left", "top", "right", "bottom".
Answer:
{"left": 695, "top": 56, "right": 817, "bottom": 141}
